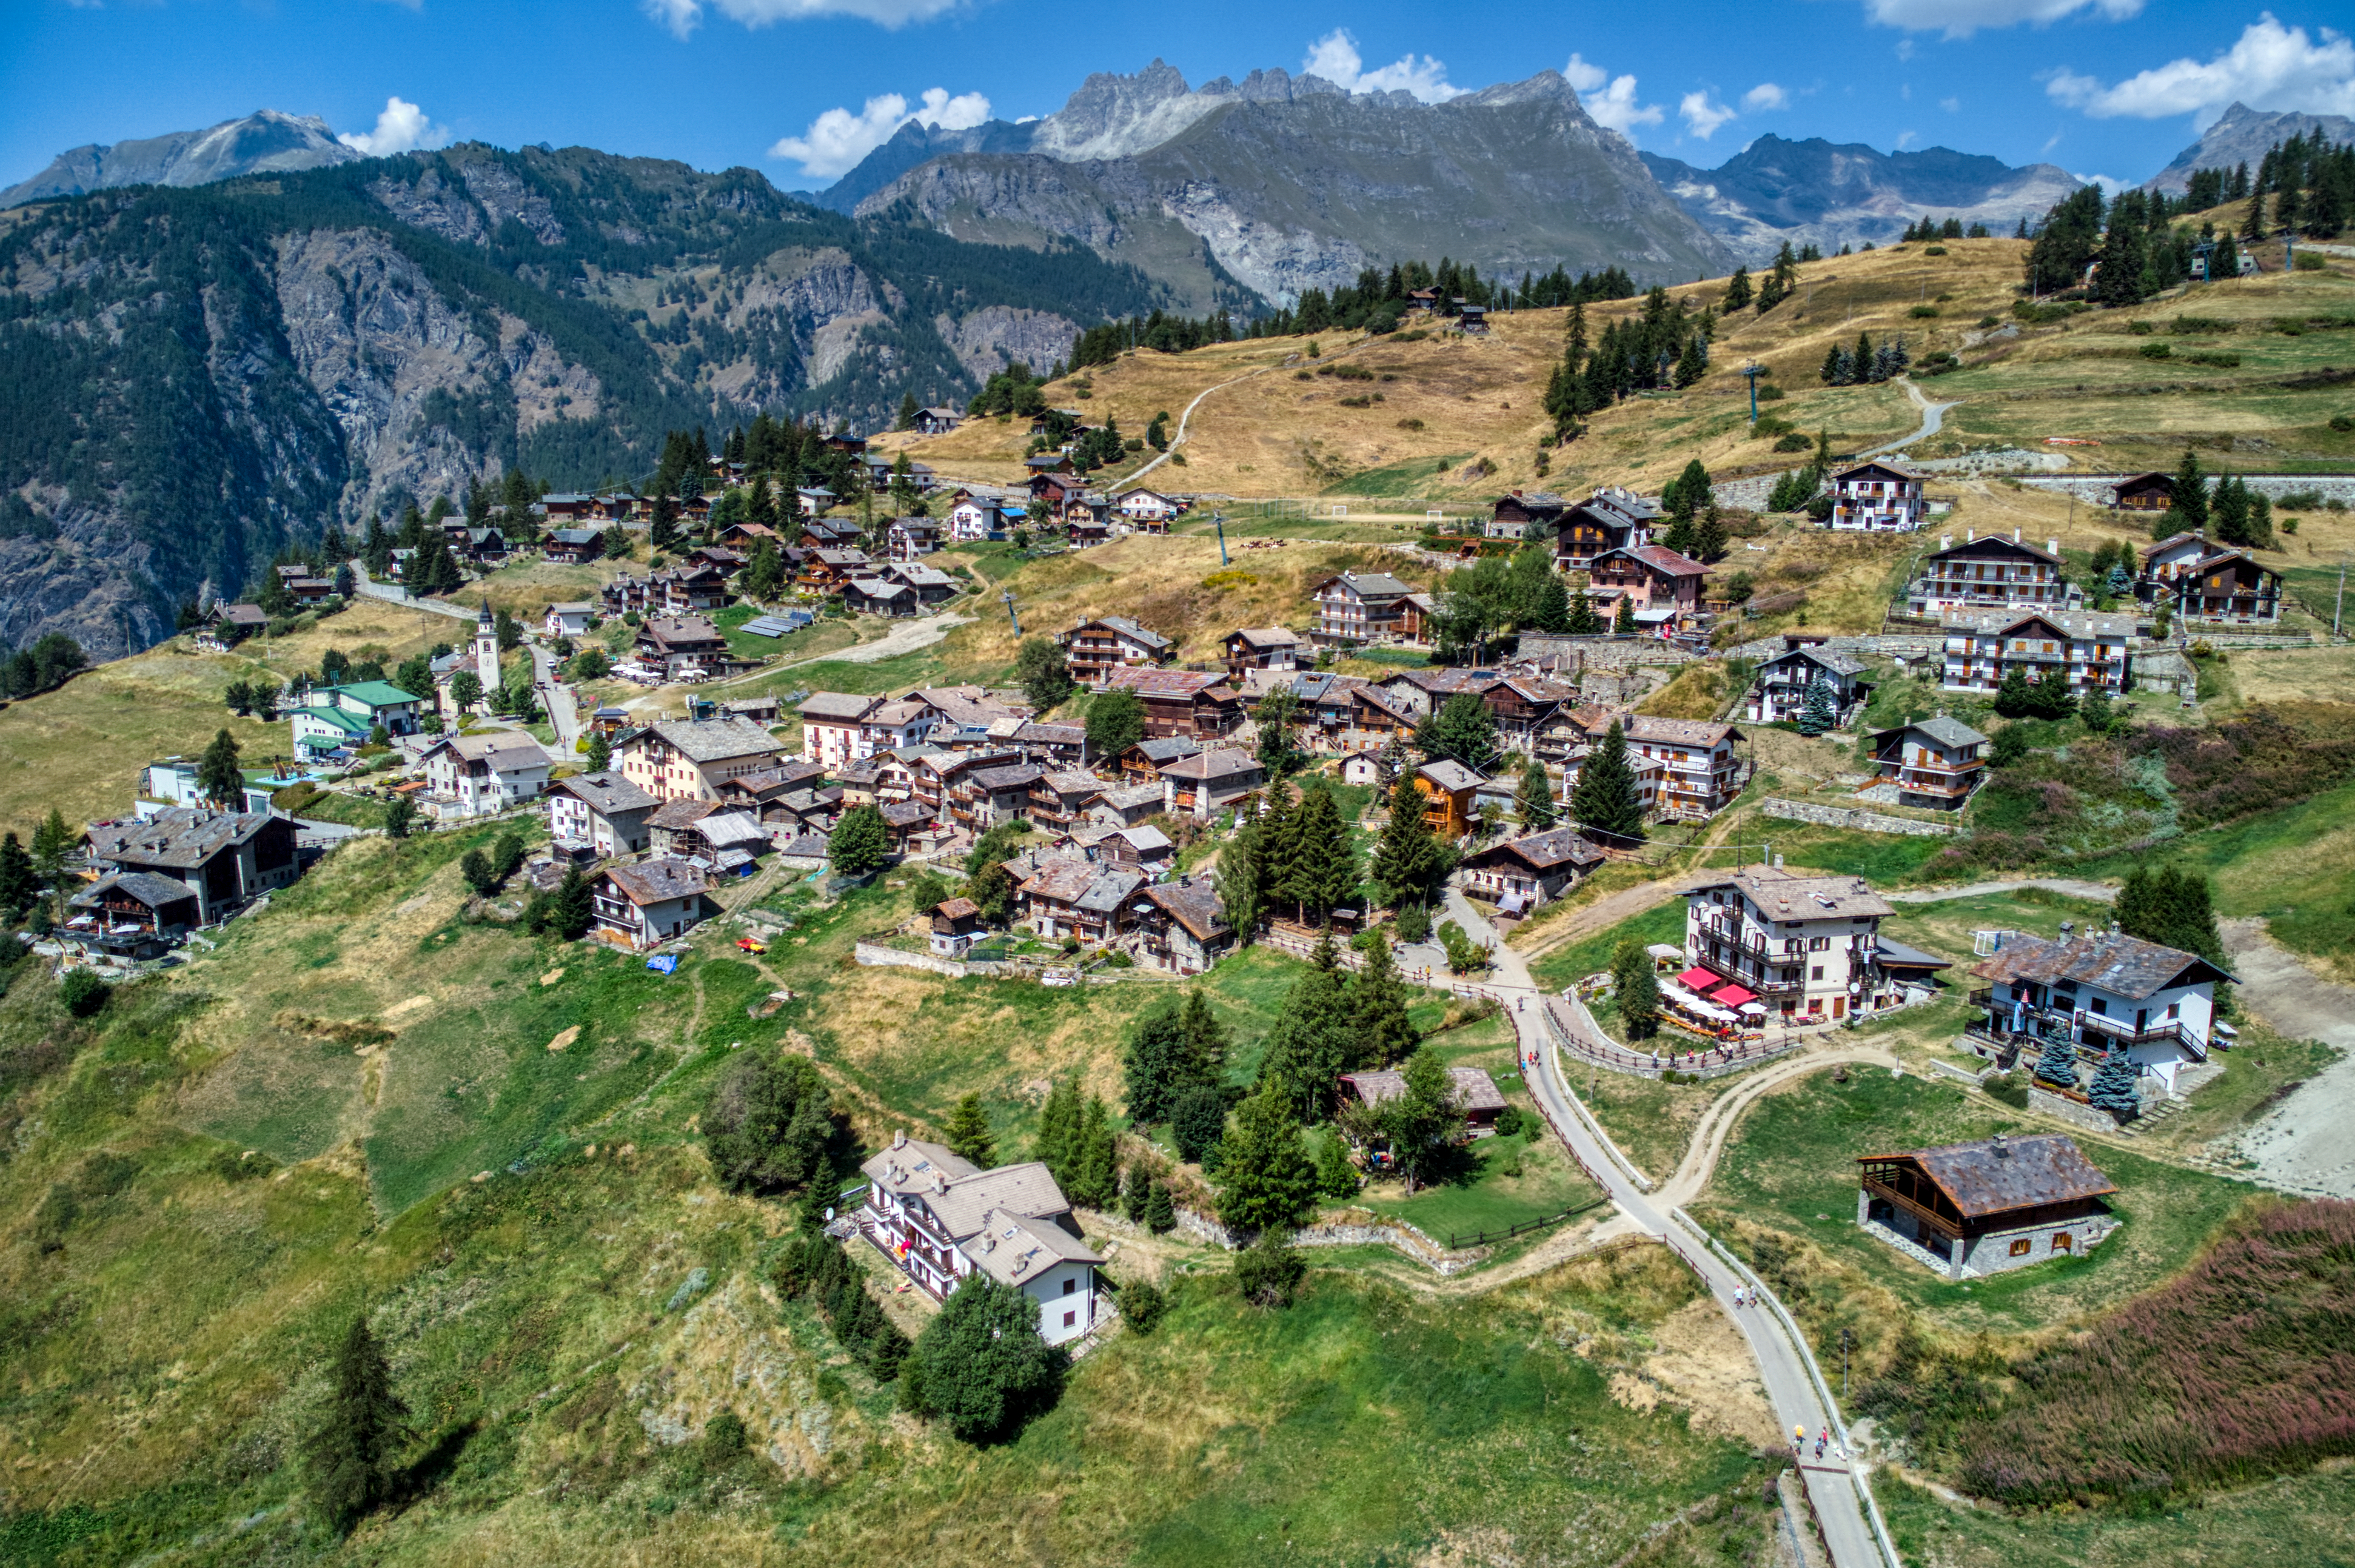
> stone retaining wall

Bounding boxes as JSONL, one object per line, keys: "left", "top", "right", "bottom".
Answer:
{"left": 2016, "top": 472, "right": 2355, "bottom": 506}
{"left": 1170, "top": 1205, "right": 1487, "bottom": 1275}
{"left": 2027, "top": 1085, "right": 2130, "bottom": 1134}
{"left": 1519, "top": 634, "right": 1703, "bottom": 671}
{"left": 851, "top": 942, "right": 1008, "bottom": 979}
{"left": 1759, "top": 796, "right": 1960, "bottom": 838}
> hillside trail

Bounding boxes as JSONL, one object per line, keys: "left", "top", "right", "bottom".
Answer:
{"left": 1858, "top": 376, "right": 1958, "bottom": 458}
{"left": 1116, "top": 360, "right": 1290, "bottom": 490}
{"left": 2219, "top": 917, "right": 2355, "bottom": 1198}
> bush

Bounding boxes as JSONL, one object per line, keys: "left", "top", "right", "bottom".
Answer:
{"left": 1233, "top": 1232, "right": 1307, "bottom": 1308}
{"left": 1119, "top": 1278, "right": 1167, "bottom": 1335}
{"left": 1170, "top": 1084, "right": 1228, "bottom": 1164}
{"left": 212, "top": 1147, "right": 279, "bottom": 1182}
{"left": 1910, "top": 304, "right": 1940, "bottom": 317}
{"left": 1981, "top": 1071, "right": 2029, "bottom": 1108}
{"left": 1492, "top": 1104, "right": 1525, "bottom": 1137}
{"left": 772, "top": 1232, "right": 910, "bottom": 1382}
{"left": 2330, "top": 415, "right": 2353, "bottom": 433}
{"left": 58, "top": 970, "right": 109, "bottom": 1017}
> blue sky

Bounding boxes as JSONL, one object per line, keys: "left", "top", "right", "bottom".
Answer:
{"left": 4, "top": 0, "right": 2353, "bottom": 195}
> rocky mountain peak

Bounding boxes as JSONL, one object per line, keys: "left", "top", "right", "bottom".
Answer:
{"left": 2, "top": 109, "right": 359, "bottom": 208}
{"left": 2145, "top": 101, "right": 2355, "bottom": 193}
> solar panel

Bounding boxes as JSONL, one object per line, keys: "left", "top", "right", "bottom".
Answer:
{"left": 740, "top": 614, "right": 809, "bottom": 638}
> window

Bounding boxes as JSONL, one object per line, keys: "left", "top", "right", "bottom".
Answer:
{"left": 2009, "top": 1238, "right": 2032, "bottom": 1257}
{"left": 1812, "top": 966, "right": 1824, "bottom": 981}
{"left": 1809, "top": 936, "right": 1830, "bottom": 951}
{"left": 2052, "top": 1232, "right": 2072, "bottom": 1252}
{"left": 1062, "top": 1309, "right": 1077, "bottom": 1327}
{"left": 1062, "top": 1276, "right": 1077, "bottom": 1295}
{"left": 2089, "top": 997, "right": 2108, "bottom": 1016}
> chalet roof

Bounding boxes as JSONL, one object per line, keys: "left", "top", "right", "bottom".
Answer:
{"left": 1769, "top": 645, "right": 1869, "bottom": 678}
{"left": 642, "top": 616, "right": 728, "bottom": 649}
{"left": 629, "top": 716, "right": 782, "bottom": 764}
{"left": 319, "top": 680, "right": 421, "bottom": 709}
{"left": 1623, "top": 715, "right": 1740, "bottom": 748}
{"left": 69, "top": 870, "right": 201, "bottom": 913}
{"left": 1127, "top": 736, "right": 1202, "bottom": 765}
{"left": 814, "top": 548, "right": 871, "bottom": 567}
{"left": 972, "top": 762, "right": 1047, "bottom": 792}
{"left": 1926, "top": 533, "right": 2061, "bottom": 565}
{"left": 1038, "top": 769, "right": 1103, "bottom": 798}
{"left": 1416, "top": 759, "right": 1485, "bottom": 793}
{"left": 1074, "top": 615, "right": 1172, "bottom": 651}
{"left": 879, "top": 801, "right": 934, "bottom": 829}
{"left": 2112, "top": 471, "right": 2174, "bottom": 493}
{"left": 2140, "top": 530, "right": 2208, "bottom": 560}
{"left": 547, "top": 600, "right": 597, "bottom": 615}
{"left": 93, "top": 815, "right": 273, "bottom": 874}
{"left": 1873, "top": 715, "right": 1987, "bottom": 749}
{"left": 888, "top": 565, "right": 957, "bottom": 588}
{"left": 548, "top": 528, "right": 603, "bottom": 546}
{"left": 1228, "top": 626, "right": 1302, "bottom": 648}
{"left": 1691, "top": 865, "right": 1892, "bottom": 919}
{"left": 1943, "top": 609, "right": 2135, "bottom": 642}
{"left": 1858, "top": 1134, "right": 2115, "bottom": 1219}
{"left": 1014, "top": 721, "right": 1088, "bottom": 748}
{"left": 1136, "top": 879, "right": 1228, "bottom": 941}
{"left": 1599, "top": 543, "right": 1710, "bottom": 578}
{"left": 1466, "top": 826, "right": 1605, "bottom": 873}
{"left": 799, "top": 691, "right": 881, "bottom": 722}
{"left": 209, "top": 604, "right": 270, "bottom": 628}
{"left": 601, "top": 857, "right": 708, "bottom": 906}
{"left": 1102, "top": 667, "right": 1237, "bottom": 700}
{"left": 1833, "top": 459, "right": 1921, "bottom": 482}
{"left": 860, "top": 1137, "right": 980, "bottom": 1194}
{"left": 420, "top": 732, "right": 548, "bottom": 771}
{"left": 2172, "top": 547, "right": 2280, "bottom": 581}
{"left": 1872, "top": 937, "right": 1952, "bottom": 971}
{"left": 1341, "top": 1066, "right": 1508, "bottom": 1114}
{"left": 648, "top": 798, "right": 719, "bottom": 829}
{"left": 1972, "top": 928, "right": 2234, "bottom": 999}
{"left": 1017, "top": 857, "right": 1109, "bottom": 904}
{"left": 1494, "top": 489, "right": 1571, "bottom": 515}
{"left": 1115, "top": 824, "right": 1173, "bottom": 854}
{"left": 1072, "top": 868, "right": 1144, "bottom": 914}
{"left": 912, "top": 685, "right": 1019, "bottom": 729}
{"left": 697, "top": 810, "right": 769, "bottom": 848}
{"left": 1566, "top": 487, "right": 1661, "bottom": 526}
{"left": 1159, "top": 747, "right": 1258, "bottom": 781}
{"left": 965, "top": 1206, "right": 1103, "bottom": 1288}
{"left": 1317, "top": 570, "right": 1416, "bottom": 600}
{"left": 922, "top": 1161, "right": 1070, "bottom": 1241}
{"left": 551, "top": 770, "right": 658, "bottom": 817}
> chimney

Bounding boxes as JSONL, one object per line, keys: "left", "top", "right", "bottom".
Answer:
{"left": 2060, "top": 919, "right": 2075, "bottom": 936}
{"left": 2049, "top": 539, "right": 2059, "bottom": 556}
{"left": 2109, "top": 918, "right": 2121, "bottom": 936}
{"left": 1992, "top": 1131, "right": 2010, "bottom": 1158}
{"left": 1966, "top": 528, "right": 1974, "bottom": 542}
{"left": 1940, "top": 534, "right": 1952, "bottom": 551}
{"left": 2013, "top": 526, "right": 2022, "bottom": 543}
{"left": 892, "top": 1128, "right": 906, "bottom": 1149}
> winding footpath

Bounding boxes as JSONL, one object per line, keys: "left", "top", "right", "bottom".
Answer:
{"left": 1858, "top": 375, "right": 1958, "bottom": 458}
{"left": 1436, "top": 892, "right": 1898, "bottom": 1568}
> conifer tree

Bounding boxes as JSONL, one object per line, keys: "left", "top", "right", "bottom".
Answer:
{"left": 1565, "top": 589, "right": 1603, "bottom": 635}
{"left": 304, "top": 1314, "right": 409, "bottom": 1535}
{"left": 1254, "top": 937, "right": 1353, "bottom": 1118}
{"left": 196, "top": 728, "right": 244, "bottom": 808}
{"left": 0, "top": 831, "right": 34, "bottom": 915}
{"left": 2087, "top": 1048, "right": 2140, "bottom": 1117}
{"left": 1571, "top": 720, "right": 1644, "bottom": 848}
{"left": 1797, "top": 675, "right": 1837, "bottom": 737}
{"left": 1123, "top": 995, "right": 1192, "bottom": 1124}
{"left": 585, "top": 729, "right": 611, "bottom": 771}
{"left": 1350, "top": 934, "right": 1421, "bottom": 1068}
{"left": 1315, "top": 1131, "right": 1361, "bottom": 1198}
{"left": 1070, "top": 1096, "right": 1117, "bottom": 1210}
{"left": 1179, "top": 988, "right": 1230, "bottom": 1088}
{"left": 1611, "top": 938, "right": 1661, "bottom": 1040}
{"left": 1034, "top": 1079, "right": 1081, "bottom": 1184}
{"left": 2171, "top": 449, "right": 2211, "bottom": 533}
{"left": 1992, "top": 666, "right": 2035, "bottom": 719}
{"left": 1216, "top": 1090, "right": 1318, "bottom": 1233}
{"left": 1693, "top": 507, "right": 1729, "bottom": 562}
{"left": 1530, "top": 573, "right": 1571, "bottom": 632}
{"left": 2035, "top": 1032, "right": 2079, "bottom": 1087}
{"left": 943, "top": 1092, "right": 996, "bottom": 1166}
{"left": 1370, "top": 771, "right": 1449, "bottom": 910}
{"left": 1279, "top": 781, "right": 1357, "bottom": 925}
{"left": 1516, "top": 758, "right": 1558, "bottom": 829}
{"left": 1217, "top": 809, "right": 1269, "bottom": 939}
{"left": 1142, "top": 1178, "right": 1176, "bottom": 1233}
{"left": 1612, "top": 595, "right": 1638, "bottom": 635}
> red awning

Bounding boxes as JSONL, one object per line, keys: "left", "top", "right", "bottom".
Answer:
{"left": 1710, "top": 982, "right": 1758, "bottom": 1007}
{"left": 1675, "top": 967, "right": 1719, "bottom": 992}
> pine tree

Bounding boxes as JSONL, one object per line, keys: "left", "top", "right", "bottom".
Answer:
{"left": 1255, "top": 938, "right": 1353, "bottom": 1118}
{"left": 553, "top": 866, "right": 592, "bottom": 938}
{"left": 1350, "top": 934, "right": 1421, "bottom": 1068}
{"left": 1315, "top": 1130, "right": 1360, "bottom": 1198}
{"left": 1992, "top": 667, "right": 2035, "bottom": 719}
{"left": 1279, "top": 781, "right": 1357, "bottom": 925}
{"left": 2087, "top": 1049, "right": 2140, "bottom": 1117}
{"left": 1034, "top": 1079, "right": 1081, "bottom": 1184}
{"left": 1370, "top": 771, "right": 1449, "bottom": 910}
{"left": 1571, "top": 720, "right": 1644, "bottom": 848}
{"left": 196, "top": 728, "right": 244, "bottom": 808}
{"left": 0, "top": 831, "right": 33, "bottom": 915}
{"left": 2211, "top": 474, "right": 2253, "bottom": 547}
{"left": 1612, "top": 594, "right": 1638, "bottom": 635}
{"left": 304, "top": 1313, "right": 409, "bottom": 1535}
{"left": 1217, "top": 811, "right": 1268, "bottom": 939}
{"left": 585, "top": 729, "right": 611, "bottom": 771}
{"left": 1661, "top": 514, "right": 1698, "bottom": 557}
{"left": 1415, "top": 692, "right": 1499, "bottom": 773}
{"left": 2171, "top": 449, "right": 2210, "bottom": 533}
{"left": 895, "top": 391, "right": 919, "bottom": 431}
{"left": 1216, "top": 1090, "right": 1318, "bottom": 1234}
{"left": 1123, "top": 995, "right": 1191, "bottom": 1124}
{"left": 1693, "top": 508, "right": 1728, "bottom": 562}
{"left": 1612, "top": 938, "right": 1661, "bottom": 1040}
{"left": 2035, "top": 1033, "right": 2079, "bottom": 1088}
{"left": 1070, "top": 1096, "right": 1117, "bottom": 1210}
{"left": 1179, "top": 988, "right": 1230, "bottom": 1088}
{"left": 1143, "top": 1178, "right": 1176, "bottom": 1232}
{"left": 1565, "top": 589, "right": 1603, "bottom": 635}
{"left": 1796, "top": 675, "right": 1837, "bottom": 737}
{"left": 943, "top": 1093, "right": 996, "bottom": 1166}
{"left": 1516, "top": 759, "right": 1558, "bottom": 829}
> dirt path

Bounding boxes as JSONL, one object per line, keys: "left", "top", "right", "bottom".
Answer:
{"left": 1858, "top": 376, "right": 1958, "bottom": 458}
{"left": 1882, "top": 877, "right": 2116, "bottom": 904}
{"left": 1657, "top": 1047, "right": 1900, "bottom": 1208}
{"left": 1510, "top": 873, "right": 1709, "bottom": 962}
{"left": 703, "top": 609, "right": 974, "bottom": 692}
{"left": 2220, "top": 917, "right": 2355, "bottom": 1198}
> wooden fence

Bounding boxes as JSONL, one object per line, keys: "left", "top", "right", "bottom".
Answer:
{"left": 1440, "top": 1195, "right": 1609, "bottom": 1252}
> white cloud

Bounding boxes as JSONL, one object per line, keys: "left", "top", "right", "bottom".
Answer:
{"left": 1940, "top": 95, "right": 1962, "bottom": 112}
{"left": 2073, "top": 170, "right": 2128, "bottom": 194}
{"left": 1865, "top": 0, "right": 2141, "bottom": 39}
{"left": 2043, "top": 15, "right": 2355, "bottom": 125}
{"left": 337, "top": 96, "right": 450, "bottom": 157}
{"left": 1301, "top": 28, "right": 1461, "bottom": 102}
{"left": 643, "top": 0, "right": 960, "bottom": 39}
{"left": 1896, "top": 129, "right": 1918, "bottom": 149}
{"left": 1741, "top": 82, "right": 1789, "bottom": 113}
{"left": 766, "top": 87, "right": 990, "bottom": 179}
{"left": 1565, "top": 53, "right": 1663, "bottom": 137}
{"left": 1680, "top": 92, "right": 1738, "bottom": 139}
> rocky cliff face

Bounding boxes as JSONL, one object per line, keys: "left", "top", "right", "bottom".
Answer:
{"left": 2, "top": 110, "right": 359, "bottom": 209}
{"left": 854, "top": 66, "right": 1730, "bottom": 304}
{"left": 1641, "top": 136, "right": 2083, "bottom": 263}
{"left": 2144, "top": 102, "right": 2355, "bottom": 193}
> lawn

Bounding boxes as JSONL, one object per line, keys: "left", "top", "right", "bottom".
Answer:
{"left": 1527, "top": 899, "right": 1688, "bottom": 993}
{"left": 1351, "top": 1124, "right": 1603, "bottom": 1245}
{"left": 1878, "top": 1467, "right": 2355, "bottom": 1568}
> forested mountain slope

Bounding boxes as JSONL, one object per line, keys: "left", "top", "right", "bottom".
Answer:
{"left": 0, "top": 144, "right": 1168, "bottom": 658}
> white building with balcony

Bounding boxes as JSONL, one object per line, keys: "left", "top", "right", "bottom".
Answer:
{"left": 1827, "top": 460, "right": 1926, "bottom": 531}
{"left": 1966, "top": 927, "right": 2233, "bottom": 1094}
{"left": 856, "top": 1133, "right": 1104, "bottom": 1347}
{"left": 1940, "top": 609, "right": 2133, "bottom": 696}
{"left": 1905, "top": 531, "right": 2071, "bottom": 619}
{"left": 1683, "top": 866, "right": 1896, "bottom": 1025}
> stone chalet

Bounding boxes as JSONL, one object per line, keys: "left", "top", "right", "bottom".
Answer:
{"left": 1684, "top": 866, "right": 1894, "bottom": 1024}
{"left": 1059, "top": 617, "right": 1174, "bottom": 685}
{"left": 1161, "top": 748, "right": 1264, "bottom": 820}
{"left": 85, "top": 809, "right": 298, "bottom": 925}
{"left": 1099, "top": 666, "right": 1245, "bottom": 740}
{"left": 1127, "top": 877, "right": 1233, "bottom": 974}
{"left": 1017, "top": 858, "right": 1142, "bottom": 945}
{"left": 590, "top": 857, "right": 713, "bottom": 950}
{"left": 1869, "top": 715, "right": 1987, "bottom": 809}
{"left": 546, "top": 769, "right": 660, "bottom": 857}
{"left": 1967, "top": 927, "right": 2234, "bottom": 1094}
{"left": 62, "top": 872, "right": 204, "bottom": 959}
{"left": 1827, "top": 460, "right": 1925, "bottom": 532}
{"left": 1458, "top": 827, "right": 1606, "bottom": 914}
{"left": 856, "top": 1134, "right": 1103, "bottom": 1345}
{"left": 1552, "top": 487, "right": 1658, "bottom": 571}
{"left": 1859, "top": 1134, "right": 2119, "bottom": 1280}
{"left": 1906, "top": 531, "right": 2069, "bottom": 619}
{"left": 1223, "top": 627, "right": 1302, "bottom": 676}
{"left": 1746, "top": 645, "right": 1872, "bottom": 726}
{"left": 1310, "top": 571, "right": 1429, "bottom": 648}
{"left": 928, "top": 897, "right": 987, "bottom": 957}
{"left": 614, "top": 715, "right": 787, "bottom": 802}
{"left": 1486, "top": 489, "right": 1568, "bottom": 540}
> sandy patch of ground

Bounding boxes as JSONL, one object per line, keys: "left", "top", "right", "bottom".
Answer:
{"left": 547, "top": 1025, "right": 580, "bottom": 1053}
{"left": 1619, "top": 1298, "right": 1782, "bottom": 1449}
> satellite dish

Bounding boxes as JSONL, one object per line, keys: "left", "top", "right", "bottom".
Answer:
{"left": 824, "top": 1207, "right": 835, "bottom": 1222}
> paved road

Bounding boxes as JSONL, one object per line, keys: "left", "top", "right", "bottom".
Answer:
{"left": 2220, "top": 917, "right": 2355, "bottom": 1198}
{"left": 531, "top": 642, "right": 583, "bottom": 754}
{"left": 1438, "top": 888, "right": 1894, "bottom": 1568}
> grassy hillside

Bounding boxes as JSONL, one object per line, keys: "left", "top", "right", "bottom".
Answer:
{"left": 0, "top": 597, "right": 457, "bottom": 840}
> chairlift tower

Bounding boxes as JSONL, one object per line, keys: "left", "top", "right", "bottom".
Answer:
{"left": 1741, "top": 361, "right": 1764, "bottom": 423}
{"left": 1002, "top": 590, "right": 1020, "bottom": 637}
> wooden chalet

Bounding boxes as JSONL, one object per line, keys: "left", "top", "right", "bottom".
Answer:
{"left": 1487, "top": 489, "right": 1569, "bottom": 541}
{"left": 1857, "top": 1133, "right": 2119, "bottom": 1279}
{"left": 1552, "top": 488, "right": 1658, "bottom": 571}
{"left": 1100, "top": 667, "right": 1245, "bottom": 739}
{"left": 2109, "top": 472, "right": 2174, "bottom": 512}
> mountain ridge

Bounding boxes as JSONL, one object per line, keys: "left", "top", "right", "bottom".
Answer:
{"left": 0, "top": 109, "right": 360, "bottom": 208}
{"left": 2143, "top": 101, "right": 2355, "bottom": 193}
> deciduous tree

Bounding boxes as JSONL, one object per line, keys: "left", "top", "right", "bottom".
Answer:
{"left": 899, "top": 1275, "right": 1068, "bottom": 1442}
{"left": 703, "top": 1053, "right": 834, "bottom": 1194}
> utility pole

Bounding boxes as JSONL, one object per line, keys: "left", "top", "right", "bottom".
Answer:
{"left": 1214, "top": 511, "right": 1230, "bottom": 567}
{"left": 2335, "top": 557, "right": 2347, "bottom": 641}
{"left": 1841, "top": 1326, "right": 1855, "bottom": 1399}
{"left": 1001, "top": 589, "right": 1019, "bottom": 637}
{"left": 1742, "top": 361, "right": 1764, "bottom": 423}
